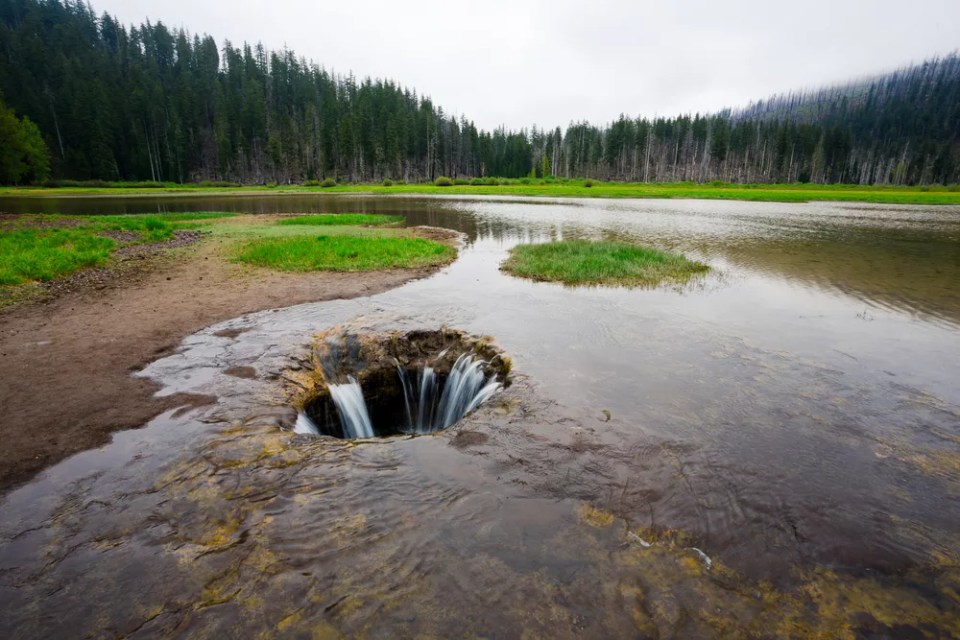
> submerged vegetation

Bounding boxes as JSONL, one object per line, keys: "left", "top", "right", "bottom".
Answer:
{"left": 502, "top": 240, "right": 709, "bottom": 287}
{"left": 277, "top": 214, "right": 403, "bottom": 227}
{"left": 233, "top": 235, "right": 455, "bottom": 272}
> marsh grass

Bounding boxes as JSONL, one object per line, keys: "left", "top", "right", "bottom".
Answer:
{"left": 93, "top": 212, "right": 236, "bottom": 237}
{"left": 502, "top": 240, "right": 708, "bottom": 287}
{"left": 277, "top": 214, "right": 403, "bottom": 227}
{"left": 5, "top": 181, "right": 960, "bottom": 205}
{"left": 233, "top": 235, "right": 455, "bottom": 272}
{"left": 0, "top": 228, "right": 114, "bottom": 284}
{"left": 0, "top": 212, "right": 235, "bottom": 287}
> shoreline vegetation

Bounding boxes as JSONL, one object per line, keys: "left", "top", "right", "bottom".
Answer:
{"left": 0, "top": 213, "right": 234, "bottom": 290}
{"left": 502, "top": 240, "right": 709, "bottom": 287}
{"left": 2, "top": 180, "right": 960, "bottom": 205}
{"left": 0, "top": 213, "right": 455, "bottom": 308}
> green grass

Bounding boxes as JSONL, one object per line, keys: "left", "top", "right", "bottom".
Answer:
{"left": 0, "top": 211, "right": 453, "bottom": 309}
{"left": 233, "top": 235, "right": 455, "bottom": 272}
{"left": 91, "top": 212, "right": 237, "bottom": 241}
{"left": 0, "top": 228, "right": 115, "bottom": 285}
{"left": 0, "top": 212, "right": 235, "bottom": 287}
{"left": 501, "top": 240, "right": 709, "bottom": 287}
{"left": 3, "top": 180, "right": 960, "bottom": 205}
{"left": 277, "top": 214, "right": 403, "bottom": 226}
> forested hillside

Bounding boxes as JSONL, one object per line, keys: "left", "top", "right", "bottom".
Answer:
{"left": 0, "top": 0, "right": 957, "bottom": 185}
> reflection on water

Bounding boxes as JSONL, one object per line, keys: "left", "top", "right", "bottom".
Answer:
{"left": 1, "top": 194, "right": 959, "bottom": 636}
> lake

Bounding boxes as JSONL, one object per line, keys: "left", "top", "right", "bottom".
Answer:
{"left": 1, "top": 194, "right": 958, "bottom": 636}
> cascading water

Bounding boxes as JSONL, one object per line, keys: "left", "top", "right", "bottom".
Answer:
{"left": 294, "top": 411, "right": 320, "bottom": 435}
{"left": 402, "top": 354, "right": 502, "bottom": 434}
{"left": 328, "top": 377, "right": 375, "bottom": 438}
{"left": 297, "top": 353, "right": 501, "bottom": 439}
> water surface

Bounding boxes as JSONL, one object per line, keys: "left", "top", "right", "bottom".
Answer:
{"left": 1, "top": 194, "right": 958, "bottom": 637}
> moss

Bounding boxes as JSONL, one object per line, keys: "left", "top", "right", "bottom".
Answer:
{"left": 577, "top": 504, "right": 616, "bottom": 527}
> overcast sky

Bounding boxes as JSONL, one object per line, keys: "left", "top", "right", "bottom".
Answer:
{"left": 92, "top": 0, "right": 960, "bottom": 131}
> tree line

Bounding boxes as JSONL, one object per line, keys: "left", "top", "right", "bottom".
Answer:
{"left": 0, "top": 0, "right": 957, "bottom": 185}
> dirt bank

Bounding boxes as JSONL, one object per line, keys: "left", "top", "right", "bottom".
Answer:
{"left": 0, "top": 216, "right": 458, "bottom": 492}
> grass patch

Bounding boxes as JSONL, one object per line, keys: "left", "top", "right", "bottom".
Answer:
{"left": 0, "top": 228, "right": 115, "bottom": 285}
{"left": 91, "top": 213, "right": 237, "bottom": 241}
{"left": 501, "top": 239, "right": 708, "bottom": 287}
{"left": 233, "top": 235, "right": 455, "bottom": 272}
{"left": 4, "top": 181, "right": 960, "bottom": 205}
{"left": 277, "top": 214, "right": 403, "bottom": 226}
{"left": 0, "top": 212, "right": 235, "bottom": 292}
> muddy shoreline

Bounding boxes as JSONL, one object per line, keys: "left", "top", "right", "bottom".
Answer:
{"left": 0, "top": 217, "right": 457, "bottom": 492}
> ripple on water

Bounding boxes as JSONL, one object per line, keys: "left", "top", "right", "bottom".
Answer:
{"left": 1, "top": 196, "right": 960, "bottom": 636}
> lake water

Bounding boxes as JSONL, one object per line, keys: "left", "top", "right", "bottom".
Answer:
{"left": 1, "top": 194, "right": 958, "bottom": 637}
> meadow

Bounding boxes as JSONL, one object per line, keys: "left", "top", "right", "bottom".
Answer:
{"left": 3, "top": 179, "right": 960, "bottom": 205}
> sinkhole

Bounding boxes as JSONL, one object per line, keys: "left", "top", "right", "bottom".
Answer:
{"left": 291, "top": 329, "right": 511, "bottom": 440}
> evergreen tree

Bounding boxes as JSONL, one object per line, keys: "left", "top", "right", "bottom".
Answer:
{"left": 0, "top": 0, "right": 956, "bottom": 185}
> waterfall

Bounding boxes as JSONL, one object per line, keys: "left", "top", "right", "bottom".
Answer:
{"left": 305, "top": 354, "right": 501, "bottom": 439}
{"left": 329, "top": 377, "right": 375, "bottom": 438}
{"left": 294, "top": 411, "right": 321, "bottom": 435}
{"left": 398, "top": 354, "right": 501, "bottom": 434}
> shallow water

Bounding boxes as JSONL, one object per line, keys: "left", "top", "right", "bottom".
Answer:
{"left": 1, "top": 195, "right": 959, "bottom": 637}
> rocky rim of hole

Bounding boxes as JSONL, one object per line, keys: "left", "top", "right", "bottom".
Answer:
{"left": 285, "top": 327, "right": 512, "bottom": 432}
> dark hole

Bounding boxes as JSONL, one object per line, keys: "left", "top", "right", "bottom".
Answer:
{"left": 291, "top": 328, "right": 510, "bottom": 440}
{"left": 304, "top": 366, "right": 453, "bottom": 438}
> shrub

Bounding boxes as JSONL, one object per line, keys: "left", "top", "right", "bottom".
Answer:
{"left": 519, "top": 177, "right": 531, "bottom": 185}
{"left": 471, "top": 177, "right": 485, "bottom": 186}
{"left": 266, "top": 181, "right": 279, "bottom": 188}
{"left": 434, "top": 176, "right": 454, "bottom": 187}
{"left": 584, "top": 179, "right": 594, "bottom": 188}
{"left": 320, "top": 178, "right": 337, "bottom": 188}
{"left": 454, "top": 178, "right": 470, "bottom": 185}
{"left": 382, "top": 178, "right": 393, "bottom": 187}
{"left": 484, "top": 177, "right": 498, "bottom": 186}
{"left": 302, "top": 179, "right": 321, "bottom": 187}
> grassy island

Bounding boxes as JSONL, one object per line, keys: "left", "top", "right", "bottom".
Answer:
{"left": 501, "top": 239, "right": 708, "bottom": 287}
